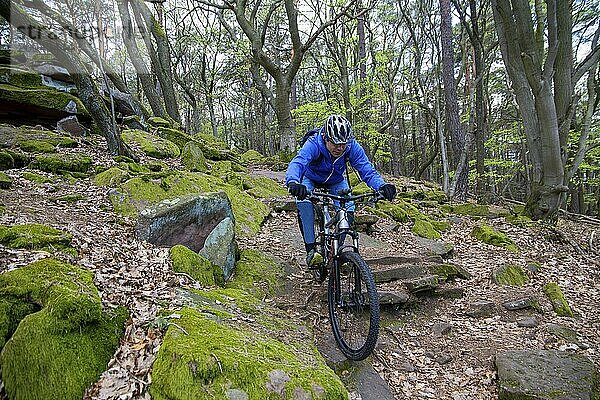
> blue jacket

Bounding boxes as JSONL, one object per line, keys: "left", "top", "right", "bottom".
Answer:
{"left": 285, "top": 129, "right": 386, "bottom": 190}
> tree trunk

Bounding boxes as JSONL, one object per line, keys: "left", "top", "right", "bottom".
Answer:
{"left": 440, "top": 0, "right": 468, "bottom": 201}
{"left": 117, "top": 0, "right": 167, "bottom": 119}
{"left": 130, "top": 0, "right": 181, "bottom": 124}
{"left": 0, "top": 0, "right": 130, "bottom": 156}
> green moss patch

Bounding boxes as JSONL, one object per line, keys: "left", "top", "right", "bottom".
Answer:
{"left": 0, "top": 223, "right": 76, "bottom": 255}
{"left": 412, "top": 217, "right": 441, "bottom": 239}
{"left": 94, "top": 167, "right": 130, "bottom": 187}
{"left": 51, "top": 194, "right": 85, "bottom": 204}
{"left": 181, "top": 142, "right": 208, "bottom": 172}
{"left": 543, "top": 282, "right": 574, "bottom": 317}
{"left": 492, "top": 264, "right": 530, "bottom": 286}
{"left": 443, "top": 203, "right": 489, "bottom": 217}
{"left": 226, "top": 250, "right": 283, "bottom": 298}
{"left": 18, "top": 139, "right": 56, "bottom": 153}
{"left": 505, "top": 213, "right": 534, "bottom": 227}
{"left": 0, "top": 171, "right": 12, "bottom": 189}
{"left": 471, "top": 223, "right": 518, "bottom": 252}
{"left": 122, "top": 129, "right": 180, "bottom": 159}
{"left": 148, "top": 116, "right": 172, "bottom": 128}
{"left": 22, "top": 171, "right": 53, "bottom": 184}
{"left": 30, "top": 153, "right": 92, "bottom": 174}
{"left": 0, "top": 66, "right": 43, "bottom": 88}
{"left": 150, "top": 307, "right": 346, "bottom": 400}
{"left": 0, "top": 151, "right": 14, "bottom": 170}
{"left": 240, "top": 150, "right": 265, "bottom": 164}
{"left": 170, "top": 245, "right": 224, "bottom": 287}
{"left": 242, "top": 175, "right": 288, "bottom": 199}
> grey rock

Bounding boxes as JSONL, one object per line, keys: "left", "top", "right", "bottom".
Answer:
{"left": 378, "top": 290, "right": 410, "bottom": 305}
{"left": 64, "top": 100, "right": 78, "bottom": 114}
{"left": 517, "top": 317, "right": 539, "bottom": 328}
{"left": 496, "top": 350, "right": 598, "bottom": 400}
{"left": 265, "top": 369, "right": 290, "bottom": 396}
{"left": 435, "top": 354, "right": 453, "bottom": 365}
{"left": 405, "top": 275, "right": 438, "bottom": 293}
{"left": 414, "top": 237, "right": 454, "bottom": 258}
{"left": 544, "top": 323, "right": 580, "bottom": 345}
{"left": 226, "top": 389, "right": 248, "bottom": 400}
{"left": 372, "top": 264, "right": 428, "bottom": 283}
{"left": 269, "top": 198, "right": 296, "bottom": 212}
{"left": 35, "top": 64, "right": 73, "bottom": 82}
{"left": 292, "top": 387, "right": 312, "bottom": 400}
{"left": 41, "top": 75, "right": 76, "bottom": 92}
{"left": 432, "top": 322, "right": 452, "bottom": 337}
{"left": 199, "top": 217, "right": 236, "bottom": 280}
{"left": 137, "top": 192, "right": 236, "bottom": 279}
{"left": 181, "top": 141, "right": 208, "bottom": 172}
{"left": 399, "top": 362, "right": 416, "bottom": 372}
{"left": 502, "top": 296, "right": 537, "bottom": 311}
{"left": 56, "top": 116, "right": 86, "bottom": 136}
{"left": 466, "top": 300, "right": 496, "bottom": 318}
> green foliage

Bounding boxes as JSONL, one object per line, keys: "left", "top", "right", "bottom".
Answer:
{"left": 291, "top": 100, "right": 343, "bottom": 143}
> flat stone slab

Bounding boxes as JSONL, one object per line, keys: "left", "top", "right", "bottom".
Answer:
{"left": 371, "top": 264, "right": 428, "bottom": 283}
{"left": 404, "top": 275, "right": 438, "bottom": 293}
{"left": 496, "top": 350, "right": 599, "bottom": 400}
{"left": 378, "top": 291, "right": 410, "bottom": 305}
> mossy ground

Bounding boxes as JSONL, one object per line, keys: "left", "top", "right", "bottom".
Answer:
{"left": 0, "top": 223, "right": 77, "bottom": 255}
{"left": 150, "top": 307, "right": 347, "bottom": 400}
{"left": 22, "top": 171, "right": 54, "bottom": 183}
{"left": 0, "top": 171, "right": 11, "bottom": 189}
{"left": 471, "top": 223, "right": 518, "bottom": 252}
{"left": 443, "top": 203, "right": 489, "bottom": 217}
{"left": 94, "top": 166, "right": 130, "bottom": 187}
{"left": 226, "top": 249, "right": 284, "bottom": 298}
{"left": 0, "top": 258, "right": 128, "bottom": 400}
{"left": 0, "top": 84, "right": 88, "bottom": 116}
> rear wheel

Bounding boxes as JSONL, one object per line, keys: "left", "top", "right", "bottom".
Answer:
{"left": 327, "top": 251, "right": 379, "bottom": 361}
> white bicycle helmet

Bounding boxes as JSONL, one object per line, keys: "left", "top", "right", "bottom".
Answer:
{"left": 324, "top": 115, "right": 353, "bottom": 144}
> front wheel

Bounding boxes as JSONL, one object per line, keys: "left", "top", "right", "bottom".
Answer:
{"left": 327, "top": 251, "right": 379, "bottom": 361}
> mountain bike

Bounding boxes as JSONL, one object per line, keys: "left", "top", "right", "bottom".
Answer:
{"left": 308, "top": 189, "right": 383, "bottom": 361}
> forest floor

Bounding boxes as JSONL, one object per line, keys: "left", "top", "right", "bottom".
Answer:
{"left": 1, "top": 141, "right": 599, "bottom": 399}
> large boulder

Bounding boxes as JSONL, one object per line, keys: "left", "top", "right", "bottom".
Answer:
{"left": 0, "top": 258, "right": 128, "bottom": 400}
{"left": 495, "top": 350, "right": 599, "bottom": 399}
{"left": 137, "top": 192, "right": 237, "bottom": 280}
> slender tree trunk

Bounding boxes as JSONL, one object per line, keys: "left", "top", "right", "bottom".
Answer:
{"left": 130, "top": 0, "right": 181, "bottom": 124}
{"left": 440, "top": 0, "right": 468, "bottom": 201}
{"left": 117, "top": 0, "right": 167, "bottom": 119}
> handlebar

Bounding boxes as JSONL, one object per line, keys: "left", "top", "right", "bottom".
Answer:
{"left": 308, "top": 190, "right": 384, "bottom": 203}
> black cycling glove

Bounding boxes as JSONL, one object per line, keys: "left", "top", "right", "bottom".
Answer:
{"left": 288, "top": 182, "right": 308, "bottom": 200}
{"left": 380, "top": 183, "right": 397, "bottom": 201}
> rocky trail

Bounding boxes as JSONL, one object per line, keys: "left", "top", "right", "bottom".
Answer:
{"left": 1, "top": 135, "right": 599, "bottom": 399}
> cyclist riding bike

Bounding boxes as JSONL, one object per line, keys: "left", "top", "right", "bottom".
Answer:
{"left": 286, "top": 114, "right": 397, "bottom": 270}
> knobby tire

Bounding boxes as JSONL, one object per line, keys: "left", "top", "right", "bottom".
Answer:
{"left": 327, "top": 251, "right": 379, "bottom": 361}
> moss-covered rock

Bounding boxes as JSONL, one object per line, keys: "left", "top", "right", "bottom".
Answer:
{"left": 242, "top": 175, "right": 288, "bottom": 199}
{"left": 0, "top": 66, "right": 43, "bottom": 88}
{"left": 411, "top": 217, "right": 441, "bottom": 239}
{"left": 0, "top": 171, "right": 11, "bottom": 189}
{"left": 240, "top": 149, "right": 264, "bottom": 164}
{"left": 492, "top": 264, "right": 530, "bottom": 286}
{"left": 51, "top": 194, "right": 85, "bottom": 204}
{"left": 109, "top": 171, "right": 269, "bottom": 236}
{"left": 148, "top": 116, "right": 172, "bottom": 128}
{"left": 0, "top": 258, "right": 128, "bottom": 400}
{"left": 226, "top": 250, "right": 284, "bottom": 298}
{"left": 504, "top": 213, "right": 533, "bottom": 227}
{"left": 181, "top": 141, "right": 208, "bottom": 172}
{"left": 122, "top": 129, "right": 180, "bottom": 159}
{"left": 94, "top": 167, "right": 130, "bottom": 187}
{"left": 0, "top": 151, "right": 14, "bottom": 170}
{"left": 443, "top": 203, "right": 489, "bottom": 217}
{"left": 543, "top": 282, "right": 574, "bottom": 317}
{"left": 0, "top": 84, "right": 88, "bottom": 117}
{"left": 149, "top": 306, "right": 347, "bottom": 400}
{"left": 22, "top": 171, "right": 54, "bottom": 184}
{"left": 0, "top": 223, "right": 76, "bottom": 255}
{"left": 170, "top": 245, "right": 224, "bottom": 287}
{"left": 375, "top": 200, "right": 419, "bottom": 223}
{"left": 4, "top": 150, "right": 29, "bottom": 168}
{"left": 471, "top": 223, "right": 518, "bottom": 252}
{"left": 18, "top": 139, "right": 56, "bottom": 153}
{"left": 30, "top": 153, "right": 92, "bottom": 174}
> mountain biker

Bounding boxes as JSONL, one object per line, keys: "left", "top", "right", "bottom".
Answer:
{"left": 286, "top": 114, "right": 397, "bottom": 269}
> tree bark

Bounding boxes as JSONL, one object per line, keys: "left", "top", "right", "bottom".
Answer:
{"left": 440, "top": 0, "right": 468, "bottom": 201}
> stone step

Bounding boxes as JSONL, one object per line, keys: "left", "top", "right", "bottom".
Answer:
{"left": 378, "top": 290, "right": 410, "bottom": 305}
{"left": 371, "top": 264, "right": 428, "bottom": 283}
{"left": 404, "top": 275, "right": 439, "bottom": 293}
{"left": 366, "top": 255, "right": 443, "bottom": 266}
